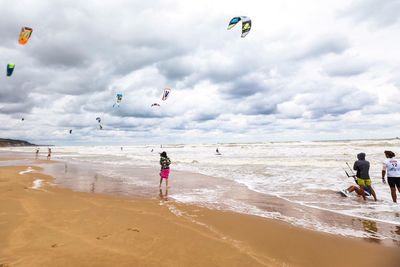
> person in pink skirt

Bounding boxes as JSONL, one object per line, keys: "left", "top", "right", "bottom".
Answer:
{"left": 159, "top": 151, "right": 171, "bottom": 189}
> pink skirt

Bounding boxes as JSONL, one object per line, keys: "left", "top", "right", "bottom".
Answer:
{"left": 160, "top": 168, "right": 170, "bottom": 179}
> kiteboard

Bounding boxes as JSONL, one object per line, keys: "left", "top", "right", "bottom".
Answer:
{"left": 339, "top": 188, "right": 372, "bottom": 198}
{"left": 339, "top": 189, "right": 349, "bottom": 197}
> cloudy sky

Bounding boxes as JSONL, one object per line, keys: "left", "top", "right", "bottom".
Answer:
{"left": 0, "top": 0, "right": 399, "bottom": 145}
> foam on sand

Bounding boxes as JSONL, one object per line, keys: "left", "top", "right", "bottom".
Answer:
{"left": 19, "top": 166, "right": 34, "bottom": 175}
{"left": 31, "top": 179, "right": 43, "bottom": 189}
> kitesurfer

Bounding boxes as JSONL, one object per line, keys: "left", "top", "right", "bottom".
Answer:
{"left": 353, "top": 153, "right": 377, "bottom": 201}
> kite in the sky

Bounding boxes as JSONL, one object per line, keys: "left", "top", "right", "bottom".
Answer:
{"left": 6, "top": 64, "right": 15, "bottom": 76}
{"left": 96, "top": 117, "right": 103, "bottom": 130}
{"left": 162, "top": 88, "right": 171, "bottom": 101}
{"left": 151, "top": 103, "right": 160, "bottom": 107}
{"left": 69, "top": 129, "right": 72, "bottom": 134}
{"left": 227, "top": 16, "right": 251, "bottom": 38}
{"left": 113, "top": 93, "right": 123, "bottom": 107}
{"left": 21, "top": 118, "right": 24, "bottom": 121}
{"left": 18, "top": 27, "right": 33, "bottom": 45}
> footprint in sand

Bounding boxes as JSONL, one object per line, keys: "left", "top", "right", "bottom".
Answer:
{"left": 51, "top": 243, "right": 64, "bottom": 248}
{"left": 127, "top": 228, "right": 140, "bottom": 232}
{"left": 96, "top": 234, "right": 110, "bottom": 240}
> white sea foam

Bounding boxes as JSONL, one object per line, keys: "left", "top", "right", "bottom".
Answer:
{"left": 31, "top": 179, "right": 43, "bottom": 189}
{"left": 19, "top": 167, "right": 34, "bottom": 175}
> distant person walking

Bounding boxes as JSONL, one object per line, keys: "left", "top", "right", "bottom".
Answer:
{"left": 353, "top": 152, "right": 377, "bottom": 201}
{"left": 47, "top": 148, "right": 52, "bottom": 160}
{"left": 35, "top": 148, "right": 39, "bottom": 159}
{"left": 382, "top": 150, "right": 400, "bottom": 203}
{"left": 159, "top": 151, "right": 171, "bottom": 189}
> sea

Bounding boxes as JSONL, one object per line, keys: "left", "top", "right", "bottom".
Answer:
{"left": 2, "top": 139, "right": 400, "bottom": 244}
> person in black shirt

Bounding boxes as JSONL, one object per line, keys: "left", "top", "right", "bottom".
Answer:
{"left": 353, "top": 152, "right": 377, "bottom": 201}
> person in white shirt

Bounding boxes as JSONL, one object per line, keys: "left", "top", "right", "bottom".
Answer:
{"left": 382, "top": 150, "right": 400, "bottom": 203}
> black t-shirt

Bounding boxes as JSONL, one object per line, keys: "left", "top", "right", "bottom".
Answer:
{"left": 353, "top": 160, "right": 370, "bottom": 179}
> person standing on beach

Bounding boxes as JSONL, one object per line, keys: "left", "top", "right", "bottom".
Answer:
{"left": 382, "top": 150, "right": 400, "bottom": 203}
{"left": 35, "top": 148, "right": 39, "bottom": 159}
{"left": 159, "top": 151, "right": 171, "bottom": 189}
{"left": 47, "top": 148, "right": 52, "bottom": 160}
{"left": 353, "top": 153, "right": 377, "bottom": 201}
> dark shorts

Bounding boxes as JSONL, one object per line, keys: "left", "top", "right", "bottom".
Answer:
{"left": 388, "top": 177, "right": 400, "bottom": 188}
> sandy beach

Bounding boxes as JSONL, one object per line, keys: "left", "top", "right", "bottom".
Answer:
{"left": 0, "top": 157, "right": 399, "bottom": 267}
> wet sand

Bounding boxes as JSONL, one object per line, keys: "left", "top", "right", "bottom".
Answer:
{"left": 0, "top": 160, "right": 399, "bottom": 266}
{"left": 40, "top": 159, "right": 400, "bottom": 244}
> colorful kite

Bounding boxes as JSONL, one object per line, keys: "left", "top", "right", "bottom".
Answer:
{"left": 113, "top": 93, "right": 123, "bottom": 108}
{"left": 227, "top": 16, "right": 251, "bottom": 38}
{"left": 18, "top": 27, "right": 33, "bottom": 45}
{"left": 162, "top": 88, "right": 171, "bottom": 101}
{"left": 6, "top": 63, "right": 15, "bottom": 76}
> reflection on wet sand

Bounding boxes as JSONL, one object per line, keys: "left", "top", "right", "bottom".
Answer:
{"left": 361, "top": 220, "right": 380, "bottom": 244}
{"left": 159, "top": 188, "right": 168, "bottom": 201}
{"left": 91, "top": 174, "right": 98, "bottom": 193}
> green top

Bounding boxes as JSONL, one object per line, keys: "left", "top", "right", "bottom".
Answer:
{"left": 160, "top": 156, "right": 171, "bottom": 169}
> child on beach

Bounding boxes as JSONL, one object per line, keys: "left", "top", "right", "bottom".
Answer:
{"left": 159, "top": 151, "right": 171, "bottom": 189}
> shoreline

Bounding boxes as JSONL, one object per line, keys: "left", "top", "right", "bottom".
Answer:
{"left": 1, "top": 150, "right": 400, "bottom": 244}
{"left": 0, "top": 157, "right": 400, "bottom": 266}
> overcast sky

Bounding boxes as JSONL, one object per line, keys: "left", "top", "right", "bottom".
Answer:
{"left": 0, "top": 0, "right": 399, "bottom": 145}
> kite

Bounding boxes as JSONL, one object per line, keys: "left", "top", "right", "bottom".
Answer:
{"left": 21, "top": 118, "right": 24, "bottom": 121}
{"left": 151, "top": 103, "right": 160, "bottom": 107}
{"left": 18, "top": 27, "right": 33, "bottom": 45}
{"left": 162, "top": 88, "right": 171, "bottom": 101}
{"left": 69, "top": 129, "right": 72, "bottom": 134}
{"left": 96, "top": 117, "right": 103, "bottom": 130}
{"left": 227, "top": 16, "right": 251, "bottom": 38}
{"left": 113, "top": 93, "right": 123, "bottom": 107}
{"left": 6, "top": 64, "right": 15, "bottom": 77}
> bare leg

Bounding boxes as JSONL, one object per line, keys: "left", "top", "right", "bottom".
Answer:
{"left": 166, "top": 179, "right": 169, "bottom": 188}
{"left": 390, "top": 187, "right": 397, "bottom": 203}
{"left": 354, "top": 187, "right": 363, "bottom": 196}
{"left": 359, "top": 186, "right": 366, "bottom": 200}
{"left": 347, "top": 186, "right": 355, "bottom": 193}
{"left": 367, "top": 186, "right": 377, "bottom": 201}
{"left": 159, "top": 178, "right": 163, "bottom": 188}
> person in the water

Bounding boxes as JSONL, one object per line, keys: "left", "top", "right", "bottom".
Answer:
{"left": 353, "top": 152, "right": 377, "bottom": 201}
{"left": 159, "top": 151, "right": 171, "bottom": 189}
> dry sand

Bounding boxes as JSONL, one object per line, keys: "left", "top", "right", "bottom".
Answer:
{"left": 0, "top": 162, "right": 399, "bottom": 267}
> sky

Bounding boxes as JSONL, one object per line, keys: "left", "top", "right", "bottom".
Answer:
{"left": 0, "top": 0, "right": 399, "bottom": 145}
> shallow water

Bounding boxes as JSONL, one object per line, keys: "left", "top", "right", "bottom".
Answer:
{"left": 2, "top": 139, "right": 400, "bottom": 244}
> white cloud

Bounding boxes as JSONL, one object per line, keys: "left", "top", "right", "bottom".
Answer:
{"left": 0, "top": 0, "right": 399, "bottom": 144}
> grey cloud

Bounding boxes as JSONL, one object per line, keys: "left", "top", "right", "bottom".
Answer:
{"left": 296, "top": 37, "right": 349, "bottom": 61}
{"left": 324, "top": 62, "right": 368, "bottom": 77}
{"left": 0, "top": 101, "right": 34, "bottom": 114}
{"left": 219, "top": 74, "right": 273, "bottom": 99}
{"left": 302, "top": 87, "right": 375, "bottom": 119}
{"left": 341, "top": 0, "right": 400, "bottom": 26}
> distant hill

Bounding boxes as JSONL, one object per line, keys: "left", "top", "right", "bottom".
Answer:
{"left": 0, "top": 138, "right": 37, "bottom": 147}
